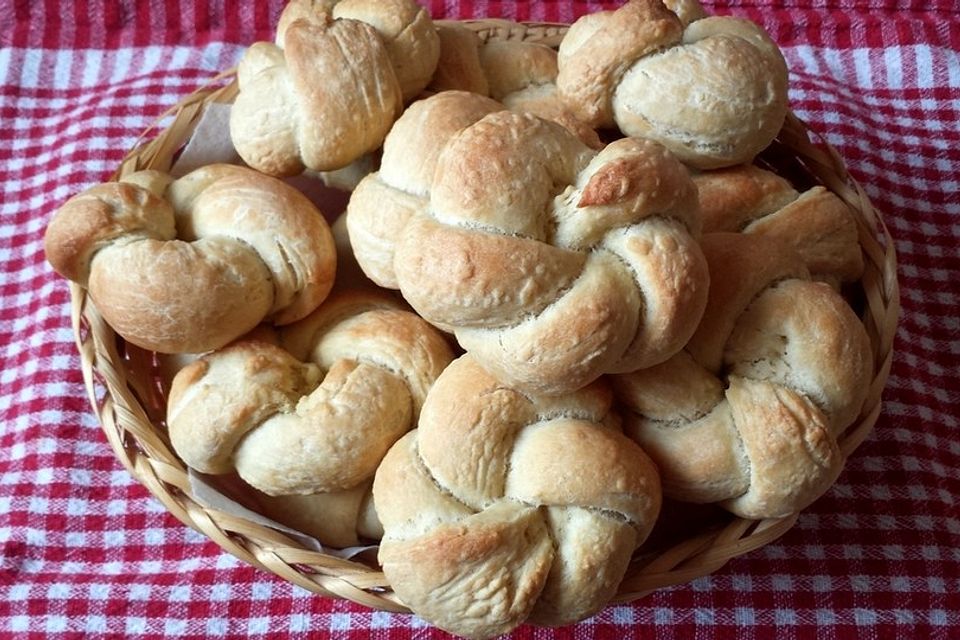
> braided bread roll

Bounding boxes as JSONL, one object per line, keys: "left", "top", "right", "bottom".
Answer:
{"left": 230, "top": 0, "right": 439, "bottom": 175}
{"left": 43, "top": 165, "right": 336, "bottom": 354}
{"left": 557, "top": 0, "right": 789, "bottom": 168}
{"left": 167, "top": 292, "right": 454, "bottom": 497}
{"left": 374, "top": 355, "right": 661, "bottom": 639}
{"left": 428, "top": 25, "right": 601, "bottom": 148}
{"left": 692, "top": 164, "right": 865, "bottom": 285}
{"left": 613, "top": 233, "right": 872, "bottom": 518}
{"left": 392, "top": 110, "right": 709, "bottom": 394}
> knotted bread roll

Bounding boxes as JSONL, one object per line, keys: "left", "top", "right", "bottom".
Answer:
{"left": 374, "top": 355, "right": 661, "bottom": 639}
{"left": 557, "top": 0, "right": 789, "bottom": 168}
{"left": 391, "top": 110, "right": 709, "bottom": 394}
{"left": 429, "top": 26, "right": 601, "bottom": 148}
{"left": 692, "top": 164, "right": 865, "bottom": 285}
{"left": 167, "top": 291, "right": 454, "bottom": 497}
{"left": 346, "top": 90, "right": 504, "bottom": 288}
{"left": 230, "top": 0, "right": 439, "bottom": 175}
{"left": 44, "top": 165, "right": 336, "bottom": 354}
{"left": 613, "top": 233, "right": 873, "bottom": 518}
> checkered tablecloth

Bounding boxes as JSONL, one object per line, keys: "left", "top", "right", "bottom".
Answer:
{"left": 2, "top": 1, "right": 958, "bottom": 637}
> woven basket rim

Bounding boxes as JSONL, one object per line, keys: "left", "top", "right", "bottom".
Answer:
{"left": 68, "top": 18, "right": 901, "bottom": 615}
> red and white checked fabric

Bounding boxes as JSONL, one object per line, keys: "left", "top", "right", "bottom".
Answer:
{"left": 2, "top": 1, "right": 958, "bottom": 638}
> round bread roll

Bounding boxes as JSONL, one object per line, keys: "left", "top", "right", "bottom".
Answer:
{"left": 231, "top": 0, "right": 439, "bottom": 175}
{"left": 391, "top": 110, "right": 709, "bottom": 395}
{"left": 374, "top": 355, "right": 661, "bottom": 639}
{"left": 43, "top": 165, "right": 336, "bottom": 354}
{"left": 167, "top": 291, "right": 454, "bottom": 497}
{"left": 612, "top": 233, "right": 873, "bottom": 519}
{"left": 346, "top": 90, "right": 504, "bottom": 289}
{"left": 557, "top": 0, "right": 789, "bottom": 168}
{"left": 692, "top": 164, "right": 865, "bottom": 285}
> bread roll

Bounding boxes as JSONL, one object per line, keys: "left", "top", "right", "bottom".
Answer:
{"left": 692, "top": 164, "right": 865, "bottom": 284}
{"left": 428, "top": 25, "right": 601, "bottom": 147}
{"left": 167, "top": 291, "right": 454, "bottom": 497}
{"left": 557, "top": 0, "right": 789, "bottom": 168}
{"left": 231, "top": 0, "right": 440, "bottom": 175}
{"left": 374, "top": 355, "right": 661, "bottom": 638}
{"left": 612, "top": 233, "right": 873, "bottom": 518}
{"left": 44, "top": 165, "right": 336, "bottom": 354}
{"left": 392, "top": 110, "right": 709, "bottom": 394}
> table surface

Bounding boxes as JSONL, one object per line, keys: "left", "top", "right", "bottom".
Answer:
{"left": 2, "top": 1, "right": 958, "bottom": 638}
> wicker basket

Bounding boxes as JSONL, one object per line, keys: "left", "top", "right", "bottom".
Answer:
{"left": 69, "top": 19, "right": 900, "bottom": 616}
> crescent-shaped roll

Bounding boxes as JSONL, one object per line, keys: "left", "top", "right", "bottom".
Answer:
{"left": 43, "top": 165, "right": 336, "bottom": 354}
{"left": 612, "top": 233, "right": 873, "bottom": 518}
{"left": 557, "top": 0, "right": 789, "bottom": 168}
{"left": 167, "top": 291, "right": 455, "bottom": 497}
{"left": 384, "top": 110, "right": 708, "bottom": 395}
{"left": 374, "top": 355, "right": 661, "bottom": 639}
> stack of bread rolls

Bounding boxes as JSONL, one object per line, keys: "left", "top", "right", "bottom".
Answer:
{"left": 43, "top": 0, "right": 874, "bottom": 637}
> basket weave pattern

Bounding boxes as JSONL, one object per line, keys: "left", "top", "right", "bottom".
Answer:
{"left": 69, "top": 20, "right": 900, "bottom": 614}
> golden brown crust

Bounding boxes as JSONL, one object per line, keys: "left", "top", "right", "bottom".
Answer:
{"left": 233, "top": 0, "right": 446, "bottom": 175}
{"left": 167, "top": 290, "right": 455, "bottom": 497}
{"left": 614, "top": 233, "right": 873, "bottom": 518}
{"left": 557, "top": 0, "right": 789, "bottom": 168}
{"left": 333, "top": 0, "right": 440, "bottom": 101}
{"left": 44, "top": 165, "right": 336, "bottom": 353}
{"left": 346, "top": 91, "right": 504, "bottom": 287}
{"left": 693, "top": 165, "right": 865, "bottom": 282}
{"left": 374, "top": 356, "right": 661, "bottom": 638}
{"left": 390, "top": 113, "right": 708, "bottom": 395}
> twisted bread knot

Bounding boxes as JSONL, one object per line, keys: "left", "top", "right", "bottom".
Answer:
{"left": 392, "top": 109, "right": 709, "bottom": 394}
{"left": 167, "top": 292, "right": 454, "bottom": 497}
{"left": 346, "top": 91, "right": 504, "bottom": 288}
{"left": 613, "top": 233, "right": 873, "bottom": 518}
{"left": 692, "top": 164, "right": 865, "bottom": 285}
{"left": 374, "top": 355, "right": 661, "bottom": 639}
{"left": 230, "top": 0, "right": 439, "bottom": 176}
{"left": 557, "top": 0, "right": 789, "bottom": 168}
{"left": 428, "top": 25, "right": 602, "bottom": 147}
{"left": 43, "top": 165, "right": 336, "bottom": 354}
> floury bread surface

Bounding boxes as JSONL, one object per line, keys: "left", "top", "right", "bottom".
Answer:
{"left": 167, "top": 291, "right": 454, "bottom": 498}
{"left": 352, "top": 107, "right": 710, "bottom": 395}
{"left": 374, "top": 355, "right": 661, "bottom": 639}
{"left": 230, "top": 0, "right": 439, "bottom": 175}
{"left": 43, "top": 165, "right": 336, "bottom": 354}
{"left": 613, "top": 233, "right": 873, "bottom": 518}
{"left": 557, "top": 0, "right": 789, "bottom": 168}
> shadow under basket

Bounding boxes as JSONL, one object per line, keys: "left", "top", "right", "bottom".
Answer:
{"left": 69, "top": 19, "right": 901, "bottom": 616}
